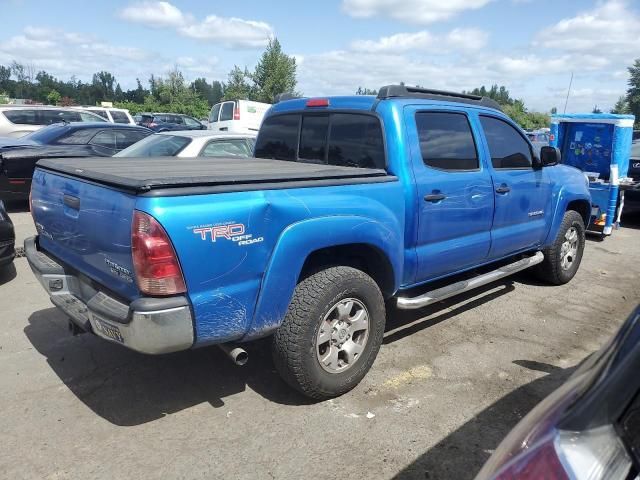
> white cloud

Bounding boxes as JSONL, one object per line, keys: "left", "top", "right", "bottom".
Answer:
{"left": 535, "top": 0, "right": 640, "bottom": 58}
{"left": 351, "top": 28, "right": 488, "bottom": 53}
{"left": 0, "top": 26, "right": 220, "bottom": 88}
{"left": 120, "top": 1, "right": 187, "bottom": 28}
{"left": 342, "top": 0, "right": 493, "bottom": 24}
{"left": 119, "top": 1, "right": 273, "bottom": 48}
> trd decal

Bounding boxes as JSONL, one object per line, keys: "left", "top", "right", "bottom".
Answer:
{"left": 192, "top": 222, "right": 264, "bottom": 246}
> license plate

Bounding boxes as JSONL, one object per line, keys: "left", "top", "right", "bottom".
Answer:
{"left": 93, "top": 316, "right": 124, "bottom": 343}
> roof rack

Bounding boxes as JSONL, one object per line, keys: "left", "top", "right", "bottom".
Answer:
{"left": 376, "top": 85, "right": 502, "bottom": 111}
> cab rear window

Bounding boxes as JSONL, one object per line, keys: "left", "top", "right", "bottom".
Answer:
{"left": 255, "top": 112, "right": 385, "bottom": 169}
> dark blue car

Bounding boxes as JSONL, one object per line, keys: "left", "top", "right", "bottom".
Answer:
{"left": 138, "top": 113, "right": 206, "bottom": 132}
{"left": 0, "top": 122, "right": 151, "bottom": 200}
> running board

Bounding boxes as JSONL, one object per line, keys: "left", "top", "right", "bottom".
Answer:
{"left": 396, "top": 251, "right": 544, "bottom": 310}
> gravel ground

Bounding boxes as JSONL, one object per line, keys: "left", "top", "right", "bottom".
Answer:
{"left": 1, "top": 204, "right": 639, "bottom": 480}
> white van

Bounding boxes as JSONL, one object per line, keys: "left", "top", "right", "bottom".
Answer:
{"left": 208, "top": 100, "right": 270, "bottom": 134}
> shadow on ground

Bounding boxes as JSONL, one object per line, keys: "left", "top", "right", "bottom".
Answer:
{"left": 393, "top": 360, "right": 576, "bottom": 480}
{"left": 23, "top": 270, "right": 541, "bottom": 426}
{"left": 24, "top": 308, "right": 313, "bottom": 426}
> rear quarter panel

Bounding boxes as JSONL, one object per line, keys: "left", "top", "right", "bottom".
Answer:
{"left": 137, "top": 180, "right": 404, "bottom": 346}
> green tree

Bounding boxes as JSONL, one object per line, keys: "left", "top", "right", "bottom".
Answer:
{"left": 192, "top": 78, "right": 223, "bottom": 106}
{"left": 223, "top": 66, "right": 253, "bottom": 101}
{"left": 592, "top": 105, "right": 602, "bottom": 114}
{"left": 551, "top": 107, "right": 558, "bottom": 115}
{"left": 625, "top": 58, "right": 640, "bottom": 126}
{"left": 356, "top": 87, "right": 378, "bottom": 95}
{"left": 250, "top": 38, "right": 297, "bottom": 103}
{"left": 611, "top": 95, "right": 629, "bottom": 114}
{"left": 46, "top": 89, "right": 61, "bottom": 105}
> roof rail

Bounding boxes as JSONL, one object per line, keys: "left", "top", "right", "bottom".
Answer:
{"left": 376, "top": 85, "right": 502, "bottom": 111}
{"left": 274, "top": 92, "right": 304, "bottom": 104}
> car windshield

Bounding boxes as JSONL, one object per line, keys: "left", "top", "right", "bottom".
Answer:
{"left": 114, "top": 133, "right": 191, "bottom": 157}
{"left": 22, "top": 124, "right": 69, "bottom": 144}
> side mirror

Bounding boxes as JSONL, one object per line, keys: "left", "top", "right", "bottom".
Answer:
{"left": 540, "top": 146, "right": 560, "bottom": 167}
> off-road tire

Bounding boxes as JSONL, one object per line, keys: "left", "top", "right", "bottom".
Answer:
{"left": 535, "top": 210, "right": 585, "bottom": 285}
{"left": 272, "top": 266, "right": 385, "bottom": 400}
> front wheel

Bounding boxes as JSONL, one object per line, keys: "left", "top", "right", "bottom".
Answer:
{"left": 272, "top": 266, "right": 386, "bottom": 400}
{"left": 536, "top": 210, "right": 586, "bottom": 285}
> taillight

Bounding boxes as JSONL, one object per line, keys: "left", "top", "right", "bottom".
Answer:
{"left": 233, "top": 106, "right": 240, "bottom": 120}
{"left": 131, "top": 210, "right": 186, "bottom": 296}
{"left": 306, "top": 98, "right": 329, "bottom": 107}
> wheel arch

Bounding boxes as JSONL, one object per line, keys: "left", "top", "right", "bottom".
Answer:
{"left": 243, "top": 215, "right": 403, "bottom": 340}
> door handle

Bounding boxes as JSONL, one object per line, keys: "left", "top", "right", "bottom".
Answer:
{"left": 424, "top": 193, "right": 446, "bottom": 202}
{"left": 63, "top": 194, "right": 80, "bottom": 210}
{"left": 495, "top": 185, "right": 511, "bottom": 194}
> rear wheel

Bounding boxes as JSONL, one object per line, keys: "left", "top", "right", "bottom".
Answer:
{"left": 536, "top": 210, "right": 585, "bottom": 285}
{"left": 272, "top": 266, "right": 385, "bottom": 400}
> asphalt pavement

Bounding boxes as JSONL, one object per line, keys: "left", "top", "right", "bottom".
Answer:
{"left": 1, "top": 204, "right": 639, "bottom": 480}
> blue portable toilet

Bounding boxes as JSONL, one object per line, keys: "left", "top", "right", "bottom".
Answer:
{"left": 550, "top": 113, "right": 636, "bottom": 236}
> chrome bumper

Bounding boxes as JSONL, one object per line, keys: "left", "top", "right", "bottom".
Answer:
{"left": 24, "top": 236, "right": 194, "bottom": 354}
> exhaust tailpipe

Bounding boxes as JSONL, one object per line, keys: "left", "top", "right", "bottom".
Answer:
{"left": 218, "top": 343, "right": 248, "bottom": 366}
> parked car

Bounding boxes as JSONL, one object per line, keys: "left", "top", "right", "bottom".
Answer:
{"left": 0, "top": 200, "right": 15, "bottom": 269}
{"left": 0, "top": 122, "right": 151, "bottom": 200}
{"left": 476, "top": 305, "right": 640, "bottom": 480}
{"left": 114, "top": 131, "right": 256, "bottom": 158}
{"left": 25, "top": 85, "right": 590, "bottom": 399}
{"left": 208, "top": 99, "right": 270, "bottom": 134}
{"left": 138, "top": 113, "right": 206, "bottom": 132}
{"left": 77, "top": 106, "right": 135, "bottom": 125}
{"left": 0, "top": 106, "right": 107, "bottom": 138}
{"left": 623, "top": 140, "right": 640, "bottom": 214}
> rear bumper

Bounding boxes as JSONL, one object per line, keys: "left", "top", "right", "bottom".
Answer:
{"left": 0, "top": 238, "right": 15, "bottom": 267}
{"left": 24, "top": 236, "right": 194, "bottom": 354}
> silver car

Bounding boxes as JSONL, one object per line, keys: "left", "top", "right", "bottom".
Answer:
{"left": 114, "top": 130, "right": 256, "bottom": 158}
{"left": 0, "top": 106, "right": 107, "bottom": 138}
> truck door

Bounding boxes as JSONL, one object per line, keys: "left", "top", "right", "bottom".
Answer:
{"left": 478, "top": 114, "right": 552, "bottom": 259}
{"left": 405, "top": 107, "right": 494, "bottom": 281}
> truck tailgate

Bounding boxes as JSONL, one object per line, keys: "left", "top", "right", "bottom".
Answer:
{"left": 31, "top": 167, "right": 139, "bottom": 299}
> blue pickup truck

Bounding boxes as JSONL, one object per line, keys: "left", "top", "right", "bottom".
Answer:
{"left": 25, "top": 86, "right": 591, "bottom": 399}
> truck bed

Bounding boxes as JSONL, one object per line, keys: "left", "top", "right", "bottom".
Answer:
{"left": 36, "top": 157, "right": 393, "bottom": 195}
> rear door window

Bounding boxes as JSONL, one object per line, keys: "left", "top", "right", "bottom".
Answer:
{"left": 201, "top": 139, "right": 253, "bottom": 157}
{"left": 114, "top": 129, "right": 149, "bottom": 149}
{"left": 89, "top": 109, "right": 109, "bottom": 120}
{"left": 415, "top": 111, "right": 478, "bottom": 171}
{"left": 480, "top": 115, "right": 533, "bottom": 169}
{"left": 3, "top": 109, "right": 38, "bottom": 125}
{"left": 183, "top": 116, "right": 201, "bottom": 128}
{"left": 90, "top": 130, "right": 117, "bottom": 149}
{"left": 110, "top": 110, "right": 130, "bottom": 124}
{"left": 209, "top": 104, "right": 221, "bottom": 123}
{"left": 56, "top": 129, "right": 97, "bottom": 144}
{"left": 254, "top": 114, "right": 300, "bottom": 160}
{"left": 220, "top": 102, "right": 234, "bottom": 121}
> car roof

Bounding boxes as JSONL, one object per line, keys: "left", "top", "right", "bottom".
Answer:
{"left": 53, "top": 122, "right": 148, "bottom": 130}
{"left": 0, "top": 105, "right": 95, "bottom": 111}
{"left": 157, "top": 130, "right": 255, "bottom": 139}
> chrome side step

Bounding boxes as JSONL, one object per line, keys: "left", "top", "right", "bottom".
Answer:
{"left": 396, "top": 251, "right": 544, "bottom": 310}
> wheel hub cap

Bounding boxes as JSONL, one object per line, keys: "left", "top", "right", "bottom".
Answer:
{"left": 560, "top": 226, "right": 579, "bottom": 271}
{"left": 316, "top": 298, "right": 370, "bottom": 373}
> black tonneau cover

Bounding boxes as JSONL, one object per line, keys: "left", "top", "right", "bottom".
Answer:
{"left": 36, "top": 157, "right": 391, "bottom": 193}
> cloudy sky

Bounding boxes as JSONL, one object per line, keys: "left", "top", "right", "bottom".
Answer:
{"left": 1, "top": 0, "right": 638, "bottom": 112}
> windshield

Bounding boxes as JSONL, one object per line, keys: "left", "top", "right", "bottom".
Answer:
{"left": 114, "top": 133, "right": 191, "bottom": 157}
